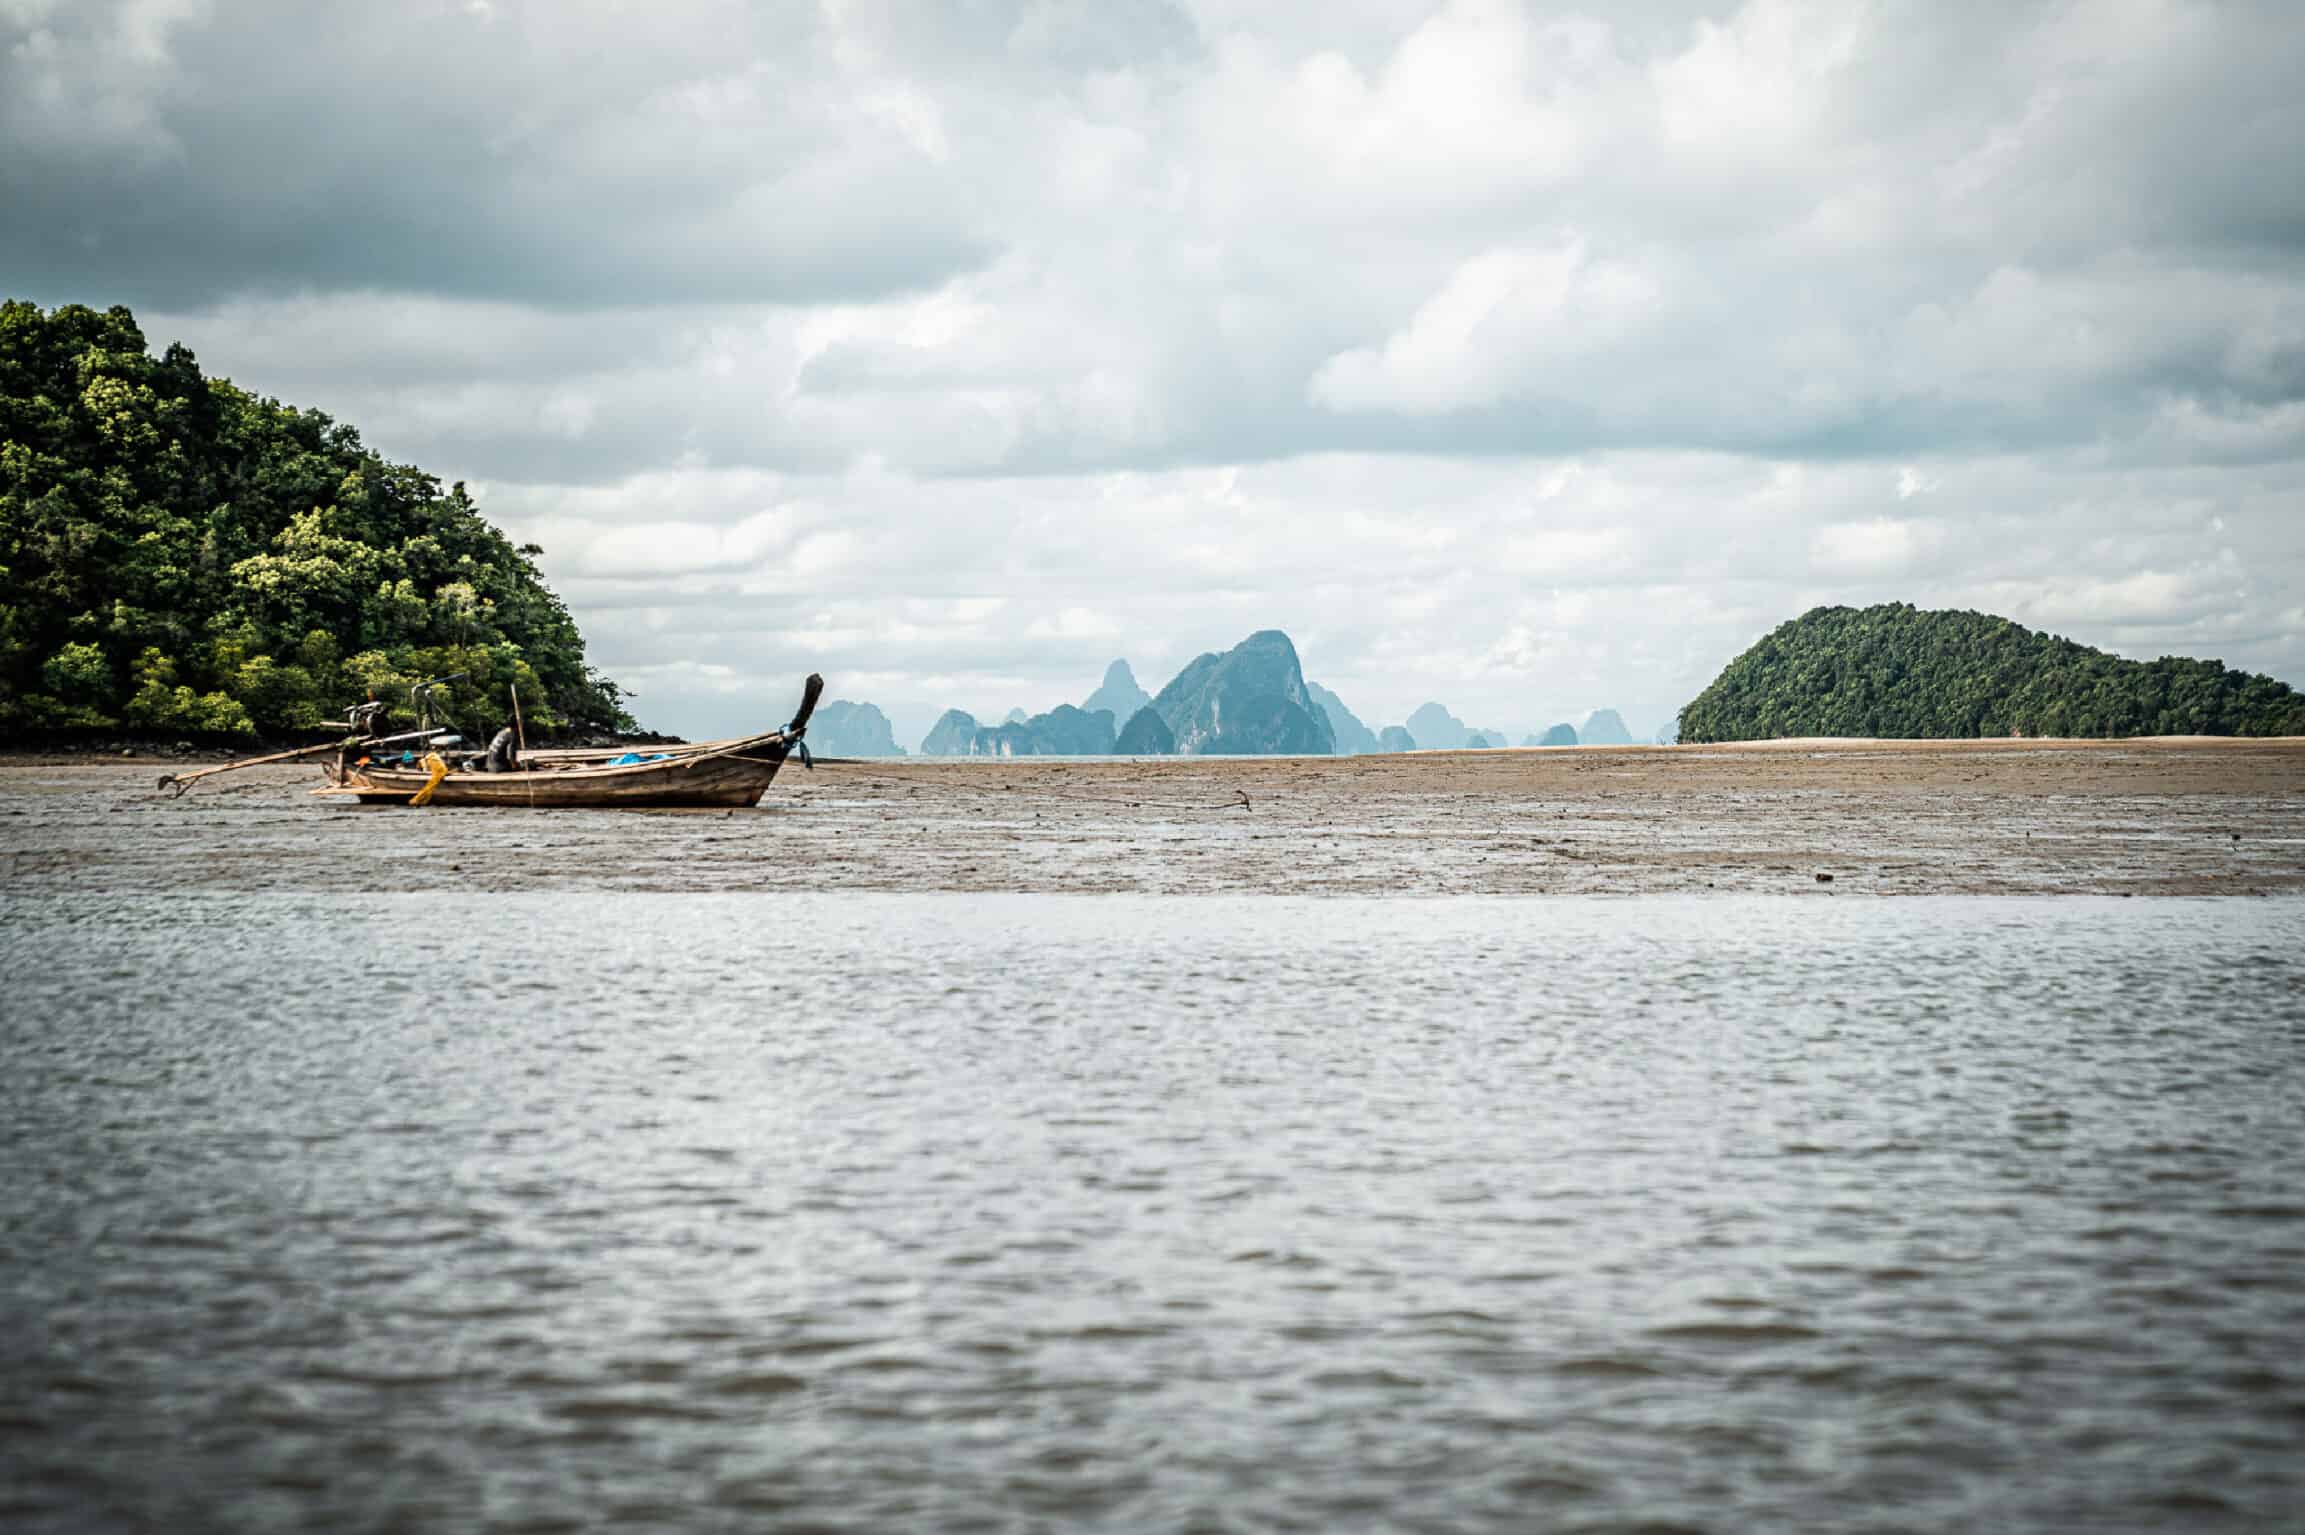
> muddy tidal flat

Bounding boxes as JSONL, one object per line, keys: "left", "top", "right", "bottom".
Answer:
{"left": 5, "top": 737, "right": 2301, "bottom": 896}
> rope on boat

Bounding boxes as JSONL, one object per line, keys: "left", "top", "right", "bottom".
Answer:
{"left": 408, "top": 752, "right": 449, "bottom": 807}
{"left": 711, "top": 744, "right": 810, "bottom": 770}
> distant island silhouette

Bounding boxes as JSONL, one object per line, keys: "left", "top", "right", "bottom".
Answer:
{"left": 836, "top": 610, "right": 2301, "bottom": 758}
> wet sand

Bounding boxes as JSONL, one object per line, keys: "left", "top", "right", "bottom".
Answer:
{"left": 5, "top": 738, "right": 2300, "bottom": 896}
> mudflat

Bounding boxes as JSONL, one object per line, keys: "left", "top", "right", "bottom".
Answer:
{"left": 3, "top": 737, "right": 2300, "bottom": 897}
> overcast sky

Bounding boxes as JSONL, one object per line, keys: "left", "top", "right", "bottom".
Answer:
{"left": 8, "top": 0, "right": 2302, "bottom": 742}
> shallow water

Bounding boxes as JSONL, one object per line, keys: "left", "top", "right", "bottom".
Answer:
{"left": 3, "top": 893, "right": 2303, "bottom": 1532}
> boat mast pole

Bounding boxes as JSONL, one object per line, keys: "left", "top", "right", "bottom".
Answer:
{"left": 156, "top": 737, "right": 356, "bottom": 797}
{"left": 156, "top": 725, "right": 459, "bottom": 797}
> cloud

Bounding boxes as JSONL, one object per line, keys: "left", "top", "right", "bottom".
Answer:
{"left": 1, "top": 0, "right": 994, "bottom": 308}
{"left": 1810, "top": 518, "right": 1940, "bottom": 576}
{"left": 0, "top": 0, "right": 211, "bottom": 160}
{"left": 461, "top": 448, "right": 2304, "bottom": 741}
{"left": 7, "top": 0, "right": 2302, "bottom": 734}
{"left": 1309, "top": 241, "right": 1664, "bottom": 414}
{"left": 68, "top": 0, "right": 2303, "bottom": 480}
{"left": 1026, "top": 606, "right": 1124, "bottom": 641}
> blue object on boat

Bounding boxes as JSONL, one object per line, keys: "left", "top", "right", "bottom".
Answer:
{"left": 609, "top": 751, "right": 670, "bottom": 765}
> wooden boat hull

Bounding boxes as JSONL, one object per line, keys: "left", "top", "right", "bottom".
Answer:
{"left": 325, "top": 750, "right": 786, "bottom": 807}
{"left": 319, "top": 722, "right": 810, "bottom": 810}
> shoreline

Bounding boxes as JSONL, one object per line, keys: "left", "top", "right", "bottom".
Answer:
{"left": 8, "top": 731, "right": 2304, "bottom": 771}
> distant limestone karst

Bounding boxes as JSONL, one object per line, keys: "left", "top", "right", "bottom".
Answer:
{"left": 921, "top": 704, "right": 1117, "bottom": 756}
{"left": 1009, "top": 703, "right": 1115, "bottom": 755}
{"left": 1304, "top": 680, "right": 1379, "bottom": 755}
{"left": 912, "top": 629, "right": 1717, "bottom": 760}
{"left": 1083, "top": 659, "right": 1152, "bottom": 723}
{"left": 1114, "top": 705, "right": 1176, "bottom": 754}
{"left": 807, "top": 700, "right": 906, "bottom": 756}
{"left": 920, "top": 708, "right": 985, "bottom": 755}
{"left": 1578, "top": 708, "right": 1635, "bottom": 745}
{"left": 1679, "top": 602, "right": 2305, "bottom": 741}
{"left": 1405, "top": 702, "right": 1470, "bottom": 751}
{"left": 917, "top": 632, "right": 1341, "bottom": 757}
{"left": 1151, "top": 630, "right": 1335, "bottom": 755}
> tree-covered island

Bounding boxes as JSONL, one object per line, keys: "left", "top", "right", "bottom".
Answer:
{"left": 0, "top": 301, "right": 631, "bottom": 739}
{"left": 1679, "top": 603, "right": 2305, "bottom": 742}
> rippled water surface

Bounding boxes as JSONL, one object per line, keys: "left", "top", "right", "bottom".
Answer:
{"left": 4, "top": 893, "right": 2303, "bottom": 1532}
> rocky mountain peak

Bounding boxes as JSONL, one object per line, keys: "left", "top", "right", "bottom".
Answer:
{"left": 1150, "top": 630, "right": 1335, "bottom": 756}
{"left": 1083, "top": 658, "right": 1151, "bottom": 722}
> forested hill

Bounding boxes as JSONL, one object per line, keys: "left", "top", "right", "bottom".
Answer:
{"left": 0, "top": 300, "right": 631, "bottom": 738}
{"left": 1677, "top": 603, "right": 2305, "bottom": 742}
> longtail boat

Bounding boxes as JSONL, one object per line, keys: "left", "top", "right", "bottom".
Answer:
{"left": 311, "top": 674, "right": 824, "bottom": 809}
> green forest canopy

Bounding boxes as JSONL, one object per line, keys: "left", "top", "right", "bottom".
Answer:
{"left": 0, "top": 300, "right": 632, "bottom": 738}
{"left": 1678, "top": 602, "right": 2305, "bottom": 742}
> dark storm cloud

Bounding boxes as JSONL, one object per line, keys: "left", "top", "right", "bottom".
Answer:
{"left": 1, "top": 0, "right": 994, "bottom": 309}
{"left": 25, "top": 0, "right": 2296, "bottom": 475}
